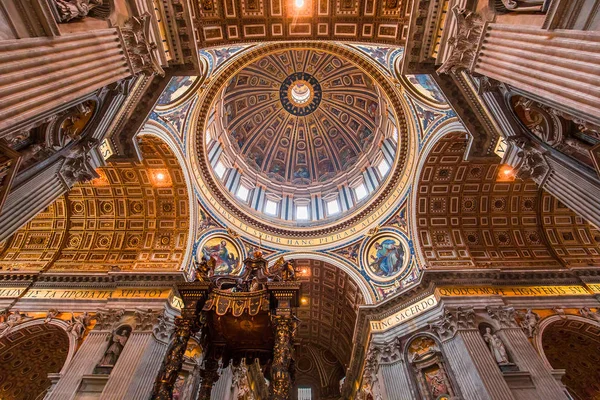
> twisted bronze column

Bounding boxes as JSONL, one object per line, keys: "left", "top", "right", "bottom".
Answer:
{"left": 270, "top": 316, "right": 295, "bottom": 400}
{"left": 151, "top": 317, "right": 193, "bottom": 400}
{"left": 196, "top": 357, "right": 220, "bottom": 400}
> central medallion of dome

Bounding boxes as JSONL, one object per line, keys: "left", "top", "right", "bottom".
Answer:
{"left": 280, "top": 72, "right": 322, "bottom": 116}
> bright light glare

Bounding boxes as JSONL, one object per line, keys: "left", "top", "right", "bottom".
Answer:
{"left": 295, "top": 0, "right": 304, "bottom": 8}
{"left": 156, "top": 173, "right": 165, "bottom": 181}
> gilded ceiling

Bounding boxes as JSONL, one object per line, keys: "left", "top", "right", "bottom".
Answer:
{"left": 0, "top": 136, "right": 190, "bottom": 272}
{"left": 295, "top": 259, "right": 364, "bottom": 368}
{"left": 0, "top": 324, "right": 70, "bottom": 400}
{"left": 218, "top": 49, "right": 386, "bottom": 189}
{"left": 416, "top": 132, "right": 600, "bottom": 269}
{"left": 193, "top": 0, "right": 409, "bottom": 47}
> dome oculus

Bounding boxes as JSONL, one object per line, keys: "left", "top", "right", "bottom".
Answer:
{"left": 280, "top": 72, "right": 322, "bottom": 116}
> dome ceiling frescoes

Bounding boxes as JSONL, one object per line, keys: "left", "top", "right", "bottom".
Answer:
{"left": 218, "top": 49, "right": 385, "bottom": 189}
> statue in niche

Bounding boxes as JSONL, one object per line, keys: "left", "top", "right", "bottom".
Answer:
{"left": 53, "top": 0, "right": 103, "bottom": 22}
{"left": 483, "top": 327, "right": 509, "bottom": 365}
{"left": 98, "top": 326, "right": 130, "bottom": 367}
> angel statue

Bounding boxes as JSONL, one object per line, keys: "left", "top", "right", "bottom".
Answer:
{"left": 271, "top": 257, "right": 297, "bottom": 281}
{"left": 518, "top": 309, "right": 540, "bottom": 338}
{"left": 66, "top": 312, "right": 91, "bottom": 340}
{"left": 0, "top": 310, "right": 32, "bottom": 337}
{"left": 194, "top": 254, "right": 215, "bottom": 281}
{"left": 53, "top": 0, "right": 102, "bottom": 22}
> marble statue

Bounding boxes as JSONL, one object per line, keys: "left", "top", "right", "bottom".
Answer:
{"left": 66, "top": 312, "right": 91, "bottom": 339}
{"left": 99, "top": 328, "right": 130, "bottom": 366}
{"left": 483, "top": 327, "right": 509, "bottom": 365}
{"left": 519, "top": 309, "right": 540, "bottom": 338}
{"left": 53, "top": 0, "right": 102, "bottom": 22}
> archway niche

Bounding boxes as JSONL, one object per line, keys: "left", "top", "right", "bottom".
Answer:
{"left": 0, "top": 323, "right": 70, "bottom": 400}
{"left": 292, "top": 258, "right": 365, "bottom": 400}
{"left": 541, "top": 318, "right": 600, "bottom": 400}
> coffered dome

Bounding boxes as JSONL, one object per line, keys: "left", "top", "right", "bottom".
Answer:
{"left": 218, "top": 49, "right": 386, "bottom": 188}
{"left": 205, "top": 48, "right": 400, "bottom": 227}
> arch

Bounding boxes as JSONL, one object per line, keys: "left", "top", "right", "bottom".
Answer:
{"left": 534, "top": 314, "right": 600, "bottom": 369}
{"left": 266, "top": 251, "right": 375, "bottom": 305}
{"left": 138, "top": 123, "right": 198, "bottom": 274}
{"left": 409, "top": 120, "right": 468, "bottom": 267}
{"left": 0, "top": 319, "right": 73, "bottom": 400}
{"left": 535, "top": 315, "right": 600, "bottom": 399}
{"left": 0, "top": 135, "right": 191, "bottom": 273}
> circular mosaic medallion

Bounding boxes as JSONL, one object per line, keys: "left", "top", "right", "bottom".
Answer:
{"left": 361, "top": 232, "right": 410, "bottom": 282}
{"left": 280, "top": 72, "right": 322, "bottom": 116}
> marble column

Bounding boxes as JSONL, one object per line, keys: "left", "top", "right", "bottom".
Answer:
{"left": 497, "top": 328, "right": 567, "bottom": 399}
{"left": 431, "top": 307, "right": 515, "bottom": 400}
{"left": 474, "top": 25, "right": 600, "bottom": 126}
{"left": 47, "top": 331, "right": 110, "bottom": 399}
{"left": 0, "top": 29, "right": 132, "bottom": 132}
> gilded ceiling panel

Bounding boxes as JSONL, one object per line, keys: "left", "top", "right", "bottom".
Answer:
{"left": 193, "top": 0, "right": 409, "bottom": 47}
{"left": 295, "top": 258, "right": 364, "bottom": 367}
{"left": 0, "top": 136, "right": 190, "bottom": 273}
{"left": 415, "top": 132, "right": 600, "bottom": 269}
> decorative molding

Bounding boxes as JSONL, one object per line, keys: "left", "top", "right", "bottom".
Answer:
{"left": 119, "top": 13, "right": 165, "bottom": 77}
{"left": 94, "top": 308, "right": 125, "bottom": 331}
{"left": 437, "top": 7, "right": 485, "bottom": 75}
{"left": 486, "top": 306, "right": 518, "bottom": 329}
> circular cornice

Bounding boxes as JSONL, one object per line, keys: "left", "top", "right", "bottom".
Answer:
{"left": 190, "top": 41, "right": 418, "bottom": 249}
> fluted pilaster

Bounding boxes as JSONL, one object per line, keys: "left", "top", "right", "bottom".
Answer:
{"left": 380, "top": 360, "right": 413, "bottom": 400}
{"left": 457, "top": 330, "right": 515, "bottom": 400}
{"left": 47, "top": 331, "right": 109, "bottom": 399}
{"left": 443, "top": 334, "right": 494, "bottom": 400}
{"left": 211, "top": 365, "right": 233, "bottom": 400}
{"left": 124, "top": 338, "right": 168, "bottom": 400}
{"left": 0, "top": 159, "right": 65, "bottom": 242}
{"left": 100, "top": 332, "right": 160, "bottom": 400}
{"left": 0, "top": 29, "right": 131, "bottom": 131}
{"left": 544, "top": 157, "right": 600, "bottom": 228}
{"left": 474, "top": 25, "right": 600, "bottom": 126}
{"left": 498, "top": 328, "right": 568, "bottom": 400}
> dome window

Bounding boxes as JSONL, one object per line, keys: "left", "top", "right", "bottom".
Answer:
{"left": 377, "top": 159, "right": 390, "bottom": 178}
{"left": 326, "top": 200, "right": 340, "bottom": 215}
{"left": 296, "top": 205, "right": 309, "bottom": 220}
{"left": 236, "top": 184, "right": 250, "bottom": 202}
{"left": 354, "top": 183, "right": 368, "bottom": 202}
{"left": 214, "top": 160, "right": 226, "bottom": 179}
{"left": 264, "top": 199, "right": 278, "bottom": 216}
